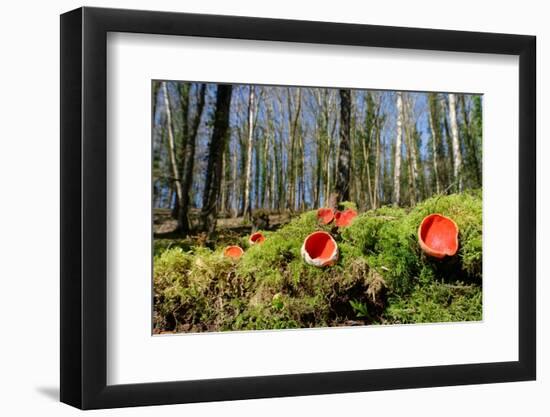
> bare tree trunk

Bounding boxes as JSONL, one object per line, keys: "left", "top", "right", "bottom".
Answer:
{"left": 373, "top": 112, "right": 381, "bottom": 209}
{"left": 299, "top": 124, "right": 306, "bottom": 210}
{"left": 393, "top": 92, "right": 403, "bottom": 205}
{"left": 255, "top": 135, "right": 261, "bottom": 210}
{"left": 324, "top": 110, "right": 332, "bottom": 205}
{"left": 179, "top": 83, "right": 206, "bottom": 234}
{"left": 448, "top": 93, "right": 463, "bottom": 192}
{"left": 263, "top": 130, "right": 271, "bottom": 208}
{"left": 336, "top": 89, "right": 351, "bottom": 203}
{"left": 285, "top": 88, "right": 302, "bottom": 211}
{"left": 428, "top": 93, "right": 441, "bottom": 194}
{"left": 272, "top": 133, "right": 278, "bottom": 211}
{"left": 220, "top": 151, "right": 227, "bottom": 215}
{"left": 231, "top": 150, "right": 238, "bottom": 217}
{"left": 152, "top": 81, "right": 161, "bottom": 126}
{"left": 404, "top": 94, "right": 418, "bottom": 205}
{"left": 314, "top": 124, "right": 323, "bottom": 208}
{"left": 242, "top": 86, "right": 255, "bottom": 219}
{"left": 361, "top": 116, "right": 372, "bottom": 208}
{"left": 200, "top": 85, "right": 233, "bottom": 237}
{"left": 286, "top": 90, "right": 295, "bottom": 211}
{"left": 161, "top": 82, "right": 184, "bottom": 214}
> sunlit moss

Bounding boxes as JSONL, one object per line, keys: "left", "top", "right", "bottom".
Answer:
{"left": 153, "top": 192, "right": 482, "bottom": 333}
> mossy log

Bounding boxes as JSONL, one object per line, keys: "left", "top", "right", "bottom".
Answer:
{"left": 154, "top": 191, "right": 482, "bottom": 333}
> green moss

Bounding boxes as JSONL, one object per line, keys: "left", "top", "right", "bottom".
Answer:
{"left": 339, "top": 201, "right": 358, "bottom": 211}
{"left": 384, "top": 282, "right": 482, "bottom": 324}
{"left": 154, "top": 238, "right": 193, "bottom": 257}
{"left": 153, "top": 192, "right": 483, "bottom": 333}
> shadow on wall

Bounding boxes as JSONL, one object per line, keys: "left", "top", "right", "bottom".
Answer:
{"left": 35, "top": 386, "right": 59, "bottom": 401}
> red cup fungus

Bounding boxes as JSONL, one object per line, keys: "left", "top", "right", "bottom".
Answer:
{"left": 418, "top": 214, "right": 459, "bottom": 259}
{"left": 334, "top": 208, "right": 358, "bottom": 228}
{"left": 317, "top": 208, "right": 335, "bottom": 225}
{"left": 301, "top": 231, "right": 339, "bottom": 267}
{"left": 223, "top": 245, "right": 244, "bottom": 259}
{"left": 249, "top": 232, "right": 266, "bottom": 245}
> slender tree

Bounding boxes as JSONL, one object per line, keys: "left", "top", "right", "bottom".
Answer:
{"left": 372, "top": 93, "right": 383, "bottom": 209}
{"left": 335, "top": 89, "right": 351, "bottom": 203}
{"left": 428, "top": 93, "right": 441, "bottom": 194}
{"left": 448, "top": 93, "right": 463, "bottom": 192}
{"left": 179, "top": 83, "right": 206, "bottom": 234}
{"left": 242, "top": 86, "right": 255, "bottom": 219}
{"left": 161, "top": 82, "right": 184, "bottom": 217}
{"left": 403, "top": 94, "right": 419, "bottom": 205}
{"left": 393, "top": 92, "right": 403, "bottom": 205}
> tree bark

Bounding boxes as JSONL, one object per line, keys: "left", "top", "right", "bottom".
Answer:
{"left": 393, "top": 92, "right": 403, "bottom": 205}
{"left": 428, "top": 93, "right": 441, "bottom": 194}
{"left": 200, "top": 84, "right": 233, "bottom": 237}
{"left": 179, "top": 83, "right": 206, "bottom": 234}
{"left": 285, "top": 88, "right": 302, "bottom": 211}
{"left": 373, "top": 95, "right": 382, "bottom": 209}
{"left": 231, "top": 149, "right": 238, "bottom": 217}
{"left": 161, "top": 82, "right": 184, "bottom": 214}
{"left": 242, "top": 86, "right": 255, "bottom": 219}
{"left": 403, "top": 94, "right": 418, "bottom": 205}
{"left": 336, "top": 89, "right": 352, "bottom": 203}
{"left": 448, "top": 93, "right": 463, "bottom": 192}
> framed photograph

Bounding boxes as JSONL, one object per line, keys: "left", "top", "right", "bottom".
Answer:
{"left": 60, "top": 6, "right": 536, "bottom": 409}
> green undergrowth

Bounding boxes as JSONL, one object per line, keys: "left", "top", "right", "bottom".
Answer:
{"left": 154, "top": 191, "right": 482, "bottom": 333}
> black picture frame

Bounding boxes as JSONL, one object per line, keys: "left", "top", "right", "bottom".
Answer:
{"left": 60, "top": 6, "right": 536, "bottom": 410}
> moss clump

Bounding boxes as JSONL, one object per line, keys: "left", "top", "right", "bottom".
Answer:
{"left": 153, "top": 192, "right": 482, "bottom": 333}
{"left": 154, "top": 238, "right": 193, "bottom": 257}
{"left": 341, "top": 191, "right": 482, "bottom": 295}
{"left": 384, "top": 282, "right": 482, "bottom": 324}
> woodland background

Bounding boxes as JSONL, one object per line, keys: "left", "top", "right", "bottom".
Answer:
{"left": 152, "top": 82, "right": 482, "bottom": 237}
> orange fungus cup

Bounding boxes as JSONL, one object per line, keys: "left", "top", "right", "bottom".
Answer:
{"left": 249, "top": 232, "right": 266, "bottom": 245}
{"left": 418, "top": 214, "right": 459, "bottom": 259}
{"left": 317, "top": 208, "right": 335, "bottom": 225}
{"left": 223, "top": 245, "right": 244, "bottom": 259}
{"left": 334, "top": 208, "right": 358, "bottom": 228}
{"left": 301, "top": 231, "right": 339, "bottom": 267}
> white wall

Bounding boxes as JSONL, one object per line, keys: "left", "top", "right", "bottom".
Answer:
{"left": 0, "top": 0, "right": 545, "bottom": 415}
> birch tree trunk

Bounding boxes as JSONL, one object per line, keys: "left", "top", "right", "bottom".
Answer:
{"left": 404, "top": 95, "right": 418, "bottom": 205}
{"left": 448, "top": 93, "right": 463, "bottom": 192}
{"left": 393, "top": 91, "right": 403, "bottom": 205}
{"left": 243, "top": 86, "right": 255, "bottom": 219}
{"left": 161, "top": 82, "right": 184, "bottom": 215}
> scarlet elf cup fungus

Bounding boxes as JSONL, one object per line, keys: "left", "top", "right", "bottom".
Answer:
{"left": 248, "top": 232, "right": 265, "bottom": 245}
{"left": 418, "top": 214, "right": 459, "bottom": 259}
{"left": 317, "top": 208, "right": 335, "bottom": 225}
{"left": 334, "top": 208, "right": 358, "bottom": 228}
{"left": 223, "top": 245, "right": 244, "bottom": 259}
{"left": 301, "top": 231, "right": 339, "bottom": 267}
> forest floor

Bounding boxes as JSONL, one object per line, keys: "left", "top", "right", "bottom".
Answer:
{"left": 154, "top": 208, "right": 295, "bottom": 249}
{"left": 153, "top": 191, "right": 483, "bottom": 334}
{"left": 154, "top": 208, "right": 293, "bottom": 233}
